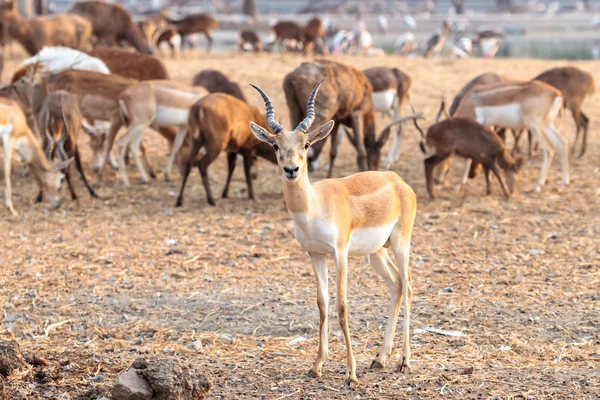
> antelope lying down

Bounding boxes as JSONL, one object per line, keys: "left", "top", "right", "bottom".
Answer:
{"left": 1, "top": 98, "right": 71, "bottom": 215}
{"left": 249, "top": 80, "right": 416, "bottom": 386}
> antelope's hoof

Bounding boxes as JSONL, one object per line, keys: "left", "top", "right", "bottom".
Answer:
{"left": 306, "top": 369, "right": 320, "bottom": 379}
{"left": 149, "top": 171, "right": 157, "bottom": 179}
{"left": 344, "top": 376, "right": 360, "bottom": 388}
{"left": 396, "top": 357, "right": 411, "bottom": 374}
{"left": 370, "top": 360, "right": 384, "bottom": 369}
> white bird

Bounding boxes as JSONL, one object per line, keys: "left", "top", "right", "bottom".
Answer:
{"left": 377, "top": 15, "right": 388, "bottom": 33}
{"left": 395, "top": 32, "right": 418, "bottom": 55}
{"left": 403, "top": 15, "right": 417, "bottom": 29}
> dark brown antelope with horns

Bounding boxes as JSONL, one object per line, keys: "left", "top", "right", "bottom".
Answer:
{"left": 248, "top": 78, "right": 417, "bottom": 386}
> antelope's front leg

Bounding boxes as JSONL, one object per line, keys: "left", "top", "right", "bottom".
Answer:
{"left": 164, "top": 127, "right": 186, "bottom": 181}
{"left": 307, "top": 253, "right": 329, "bottom": 378}
{"left": 334, "top": 250, "right": 358, "bottom": 386}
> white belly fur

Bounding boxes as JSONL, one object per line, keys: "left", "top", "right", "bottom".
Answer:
{"left": 155, "top": 106, "right": 189, "bottom": 127}
{"left": 348, "top": 223, "right": 395, "bottom": 256}
{"left": 475, "top": 104, "right": 524, "bottom": 129}
{"left": 372, "top": 90, "right": 397, "bottom": 113}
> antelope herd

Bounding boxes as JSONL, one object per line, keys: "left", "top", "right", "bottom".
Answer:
{"left": 0, "top": 2, "right": 597, "bottom": 388}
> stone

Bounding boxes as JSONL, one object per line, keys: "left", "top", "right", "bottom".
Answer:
{"left": 111, "top": 368, "right": 153, "bottom": 400}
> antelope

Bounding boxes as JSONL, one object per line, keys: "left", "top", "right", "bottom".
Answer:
{"left": 533, "top": 66, "right": 595, "bottom": 158}
{"left": 302, "top": 17, "right": 328, "bottom": 55}
{"left": 163, "top": 12, "right": 219, "bottom": 52}
{"left": 249, "top": 80, "right": 416, "bottom": 386}
{"left": 364, "top": 66, "right": 412, "bottom": 168}
{"left": 23, "top": 46, "right": 110, "bottom": 75}
{"left": 114, "top": 81, "right": 209, "bottom": 185}
{"left": 239, "top": 28, "right": 262, "bottom": 52}
{"left": 284, "top": 60, "right": 423, "bottom": 177}
{"left": 453, "top": 80, "right": 568, "bottom": 192}
{"left": 37, "top": 90, "right": 98, "bottom": 201}
{"left": 1, "top": 97, "right": 72, "bottom": 215}
{"left": 69, "top": 0, "right": 152, "bottom": 54}
{"left": 88, "top": 47, "right": 170, "bottom": 81}
{"left": 175, "top": 93, "right": 277, "bottom": 207}
{"left": 0, "top": 0, "right": 92, "bottom": 55}
{"left": 192, "top": 69, "right": 246, "bottom": 102}
{"left": 155, "top": 27, "right": 181, "bottom": 58}
{"left": 138, "top": 11, "right": 168, "bottom": 48}
{"left": 420, "top": 117, "right": 523, "bottom": 199}
{"left": 10, "top": 64, "right": 156, "bottom": 178}
{"left": 270, "top": 21, "right": 302, "bottom": 53}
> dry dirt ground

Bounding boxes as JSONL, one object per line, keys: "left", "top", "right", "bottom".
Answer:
{"left": 1, "top": 53, "right": 599, "bottom": 399}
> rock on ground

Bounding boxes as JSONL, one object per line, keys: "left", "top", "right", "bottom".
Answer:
{"left": 0, "top": 340, "right": 27, "bottom": 378}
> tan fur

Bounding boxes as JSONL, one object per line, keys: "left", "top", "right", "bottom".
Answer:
{"left": 249, "top": 85, "right": 417, "bottom": 385}
{"left": 175, "top": 93, "right": 277, "bottom": 206}
{"left": 164, "top": 12, "right": 218, "bottom": 52}
{"left": 533, "top": 66, "right": 595, "bottom": 158}
{"left": 0, "top": 98, "right": 70, "bottom": 215}
{"left": 70, "top": 0, "right": 151, "bottom": 53}
{"left": 115, "top": 80, "right": 208, "bottom": 184}
{"left": 0, "top": 0, "right": 92, "bottom": 55}
{"left": 453, "top": 80, "right": 568, "bottom": 192}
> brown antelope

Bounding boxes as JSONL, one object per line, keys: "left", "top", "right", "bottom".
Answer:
{"left": 175, "top": 93, "right": 277, "bottom": 207}
{"left": 239, "top": 28, "right": 262, "bottom": 52}
{"left": 453, "top": 80, "right": 567, "bottom": 192}
{"left": 249, "top": 80, "right": 416, "bottom": 386}
{"left": 270, "top": 21, "right": 302, "bottom": 53}
{"left": 155, "top": 27, "right": 181, "bottom": 58}
{"left": 192, "top": 69, "right": 246, "bottom": 102}
{"left": 115, "top": 81, "right": 208, "bottom": 185}
{"left": 302, "top": 17, "right": 328, "bottom": 55}
{"left": 0, "top": 0, "right": 92, "bottom": 55}
{"left": 36, "top": 91, "right": 98, "bottom": 201}
{"left": 364, "top": 66, "right": 412, "bottom": 168}
{"left": 138, "top": 10, "right": 168, "bottom": 48}
{"left": 284, "top": 60, "right": 423, "bottom": 177}
{"left": 70, "top": 0, "right": 152, "bottom": 53}
{"left": 533, "top": 66, "right": 595, "bottom": 158}
{"left": 163, "top": 12, "right": 219, "bottom": 51}
{"left": 88, "top": 47, "right": 170, "bottom": 81}
{"left": 1, "top": 97, "right": 71, "bottom": 215}
{"left": 420, "top": 117, "right": 523, "bottom": 199}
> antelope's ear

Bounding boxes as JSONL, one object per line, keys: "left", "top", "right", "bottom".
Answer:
{"left": 249, "top": 122, "right": 276, "bottom": 145}
{"left": 52, "top": 157, "right": 74, "bottom": 172}
{"left": 307, "top": 120, "right": 334, "bottom": 144}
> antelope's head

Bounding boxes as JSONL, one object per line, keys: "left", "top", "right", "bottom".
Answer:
{"left": 249, "top": 79, "right": 334, "bottom": 182}
{"left": 41, "top": 122, "right": 73, "bottom": 208}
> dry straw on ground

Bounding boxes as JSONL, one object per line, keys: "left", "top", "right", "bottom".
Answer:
{"left": 0, "top": 53, "right": 599, "bottom": 399}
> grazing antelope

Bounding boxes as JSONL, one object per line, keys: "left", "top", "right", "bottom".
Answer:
{"left": 70, "top": 0, "right": 152, "bottom": 53}
{"left": 249, "top": 80, "right": 416, "bottom": 386}
{"left": 175, "top": 93, "right": 277, "bottom": 207}
{"left": 453, "top": 80, "right": 568, "bottom": 192}
{"left": 302, "top": 17, "right": 328, "bottom": 55}
{"left": 0, "top": 0, "right": 92, "bottom": 55}
{"left": 155, "top": 27, "right": 182, "bottom": 58}
{"left": 533, "top": 66, "right": 595, "bottom": 158}
{"left": 284, "top": 60, "right": 423, "bottom": 177}
{"left": 364, "top": 66, "right": 412, "bottom": 167}
{"left": 37, "top": 91, "right": 98, "bottom": 202}
{"left": 420, "top": 117, "right": 523, "bottom": 199}
{"left": 270, "top": 20, "right": 302, "bottom": 53}
{"left": 115, "top": 80, "right": 208, "bottom": 184}
{"left": 1, "top": 98, "right": 71, "bottom": 215}
{"left": 192, "top": 69, "right": 246, "bottom": 102}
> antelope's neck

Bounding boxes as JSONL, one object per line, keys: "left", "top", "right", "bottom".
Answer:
{"left": 282, "top": 167, "right": 315, "bottom": 219}
{"left": 17, "top": 130, "right": 52, "bottom": 176}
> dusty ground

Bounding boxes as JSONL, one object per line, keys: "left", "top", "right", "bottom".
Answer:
{"left": 1, "top": 53, "right": 599, "bottom": 399}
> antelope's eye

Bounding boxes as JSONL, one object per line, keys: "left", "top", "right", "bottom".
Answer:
{"left": 304, "top": 143, "right": 310, "bottom": 150}
{"left": 273, "top": 144, "right": 279, "bottom": 151}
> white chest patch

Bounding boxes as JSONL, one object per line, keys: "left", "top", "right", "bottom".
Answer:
{"left": 372, "top": 90, "right": 397, "bottom": 112}
{"left": 289, "top": 212, "right": 337, "bottom": 255}
{"left": 155, "top": 106, "right": 189, "bottom": 127}
{"left": 475, "top": 104, "right": 524, "bottom": 129}
{"left": 348, "top": 223, "right": 395, "bottom": 257}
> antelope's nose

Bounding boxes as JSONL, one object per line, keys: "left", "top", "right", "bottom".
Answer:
{"left": 283, "top": 166, "right": 299, "bottom": 175}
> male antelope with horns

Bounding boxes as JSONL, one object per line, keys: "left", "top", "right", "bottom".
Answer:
{"left": 249, "top": 79, "right": 417, "bottom": 386}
